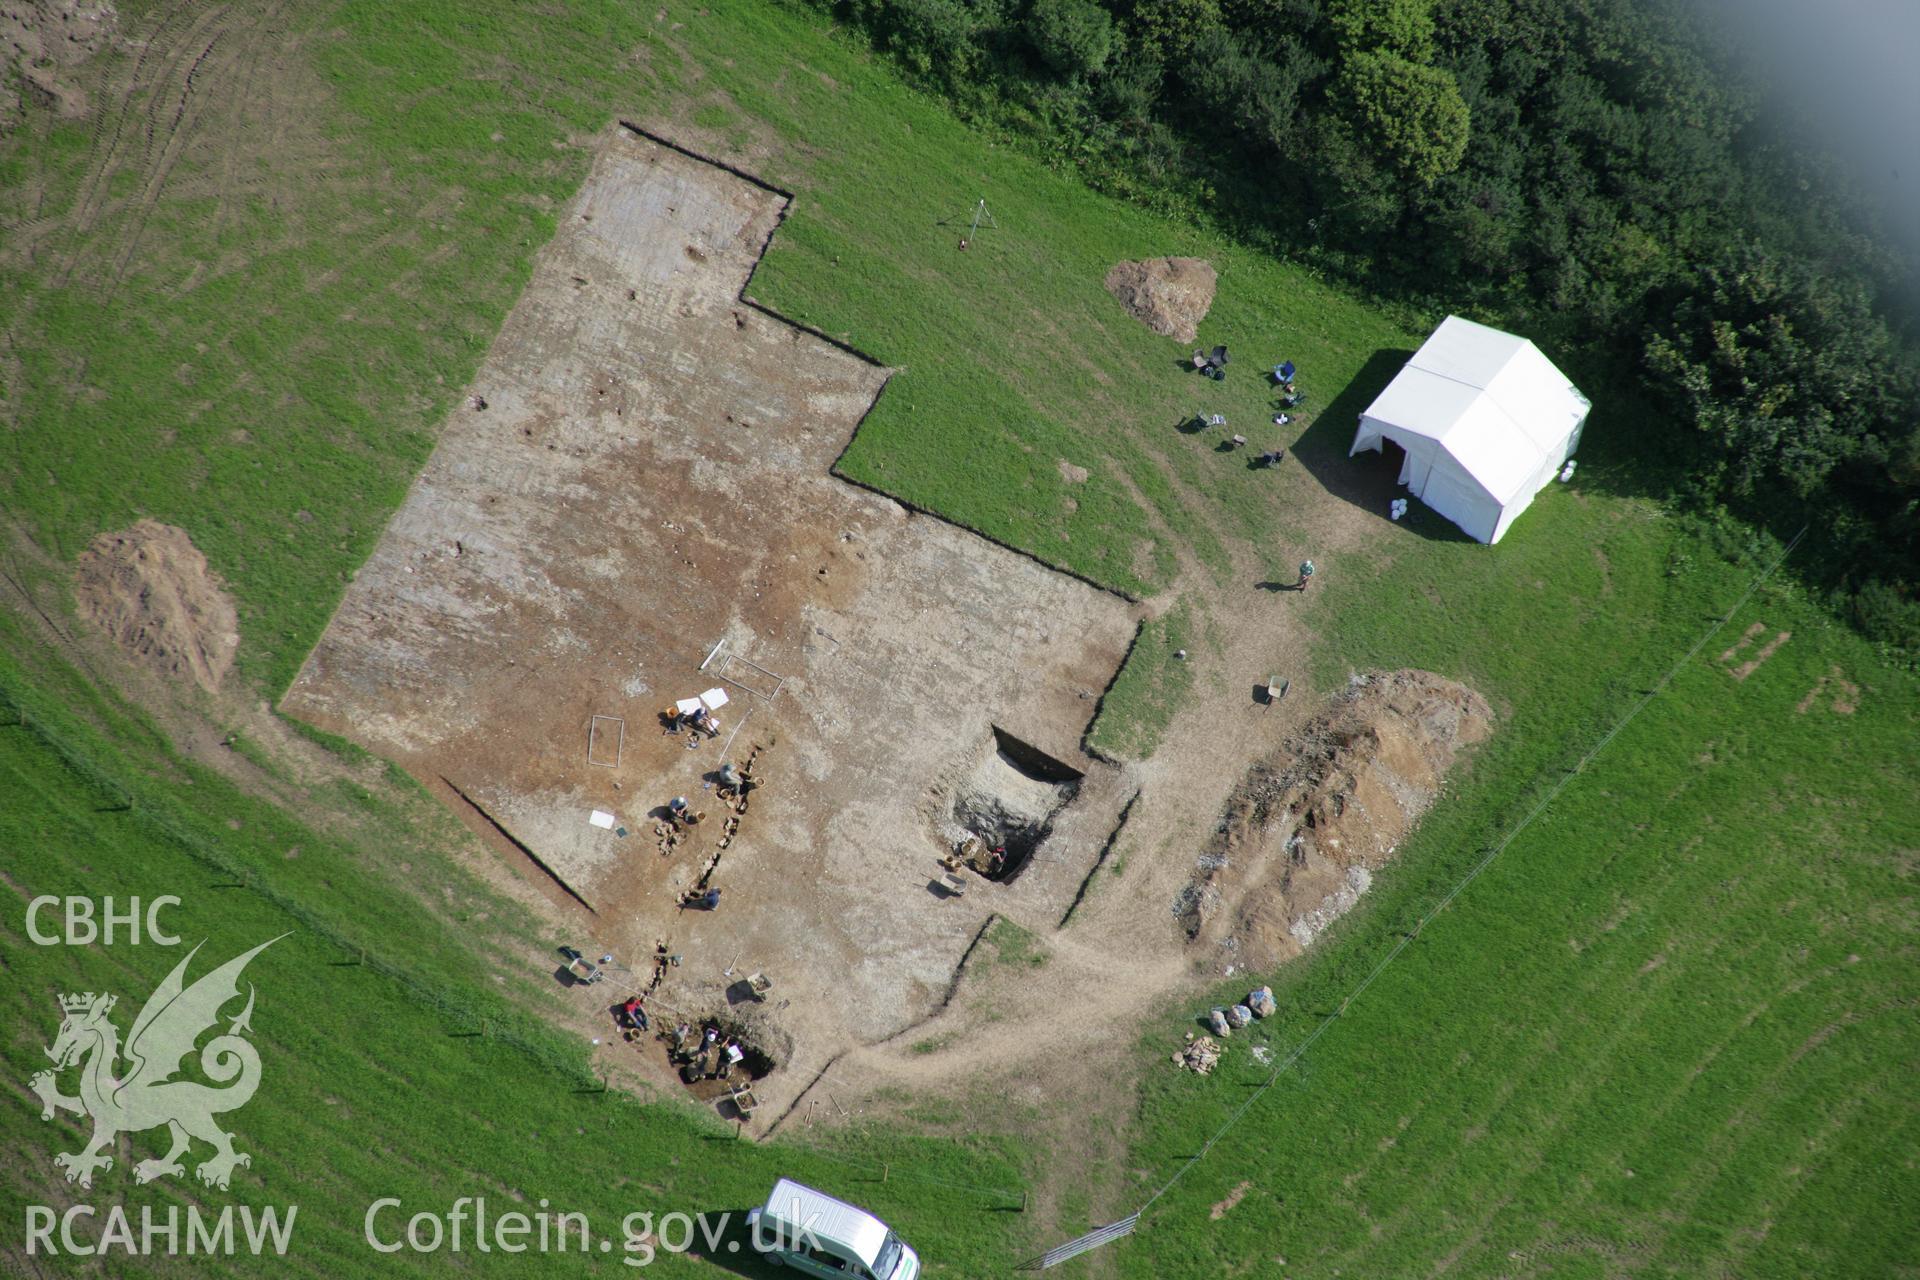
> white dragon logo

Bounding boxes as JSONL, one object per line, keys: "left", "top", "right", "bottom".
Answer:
{"left": 29, "top": 936, "right": 284, "bottom": 1191}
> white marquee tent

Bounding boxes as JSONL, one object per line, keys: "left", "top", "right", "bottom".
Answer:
{"left": 1349, "top": 316, "right": 1590, "bottom": 544}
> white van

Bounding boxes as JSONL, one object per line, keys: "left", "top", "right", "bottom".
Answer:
{"left": 747, "top": 1178, "right": 921, "bottom": 1280}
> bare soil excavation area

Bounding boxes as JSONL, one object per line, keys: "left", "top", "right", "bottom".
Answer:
{"left": 283, "top": 128, "right": 1141, "bottom": 1119}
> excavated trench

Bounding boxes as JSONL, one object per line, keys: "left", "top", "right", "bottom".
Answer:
{"left": 941, "top": 728, "right": 1083, "bottom": 883}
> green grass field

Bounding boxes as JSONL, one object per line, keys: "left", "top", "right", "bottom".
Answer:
{"left": 1, "top": 1, "right": 1915, "bottom": 1276}
{"left": 1116, "top": 522, "right": 1920, "bottom": 1276}
{"left": 2, "top": 0, "right": 1421, "bottom": 689}
{"left": 0, "top": 0, "right": 658, "bottom": 692}
{"left": 0, "top": 616, "right": 1033, "bottom": 1276}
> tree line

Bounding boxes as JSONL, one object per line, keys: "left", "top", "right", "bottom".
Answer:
{"left": 819, "top": 0, "right": 1920, "bottom": 652}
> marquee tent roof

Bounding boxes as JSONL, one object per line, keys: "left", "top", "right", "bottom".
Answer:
{"left": 1351, "top": 316, "right": 1590, "bottom": 543}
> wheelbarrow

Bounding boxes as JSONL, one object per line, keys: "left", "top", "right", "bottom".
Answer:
{"left": 565, "top": 954, "right": 604, "bottom": 985}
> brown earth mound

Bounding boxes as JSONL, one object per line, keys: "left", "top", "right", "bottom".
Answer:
{"left": 1, "top": 0, "right": 116, "bottom": 126}
{"left": 1177, "top": 669, "right": 1492, "bottom": 970}
{"left": 74, "top": 520, "right": 239, "bottom": 693}
{"left": 1104, "top": 257, "right": 1217, "bottom": 343}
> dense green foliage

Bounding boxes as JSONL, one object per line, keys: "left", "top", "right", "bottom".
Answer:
{"left": 1027, "top": 0, "right": 1118, "bottom": 78}
{"left": 1646, "top": 242, "right": 1920, "bottom": 643}
{"left": 819, "top": 0, "right": 1920, "bottom": 650}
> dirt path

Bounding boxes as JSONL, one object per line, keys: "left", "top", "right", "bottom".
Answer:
{"left": 49, "top": 1, "right": 217, "bottom": 285}
{"left": 8, "top": 31, "right": 1438, "bottom": 1225}
{"left": 780, "top": 428, "right": 1400, "bottom": 1217}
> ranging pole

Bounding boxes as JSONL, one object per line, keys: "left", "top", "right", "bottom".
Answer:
{"left": 956, "top": 197, "right": 997, "bottom": 249}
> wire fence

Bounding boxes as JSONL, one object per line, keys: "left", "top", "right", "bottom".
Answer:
{"left": 1019, "top": 1214, "right": 1139, "bottom": 1271}
{"left": 5, "top": 522, "right": 1809, "bottom": 1266}
{"left": 1026, "top": 525, "right": 1808, "bottom": 1265}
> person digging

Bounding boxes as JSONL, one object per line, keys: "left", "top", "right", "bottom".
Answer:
{"left": 667, "top": 796, "right": 705, "bottom": 829}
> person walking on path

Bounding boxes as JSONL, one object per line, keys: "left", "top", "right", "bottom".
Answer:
{"left": 1297, "top": 559, "right": 1316, "bottom": 591}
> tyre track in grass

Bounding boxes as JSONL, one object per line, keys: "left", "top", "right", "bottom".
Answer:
{"left": 107, "top": 1, "right": 302, "bottom": 301}
{"left": 0, "top": 0, "right": 190, "bottom": 253}
{"left": 44, "top": 0, "right": 201, "bottom": 287}
{"left": 169, "top": 12, "right": 349, "bottom": 297}
{"left": 1097, "top": 536, "right": 1814, "bottom": 1272}
{"left": 1312, "top": 790, "right": 1766, "bottom": 1273}
{"left": 198, "top": 1, "right": 290, "bottom": 255}
{"left": 0, "top": 0, "right": 196, "bottom": 276}
{"left": 89, "top": 5, "right": 240, "bottom": 305}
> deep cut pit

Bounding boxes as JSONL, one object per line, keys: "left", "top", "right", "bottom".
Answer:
{"left": 943, "top": 729, "right": 1082, "bottom": 883}
{"left": 657, "top": 1010, "right": 784, "bottom": 1112}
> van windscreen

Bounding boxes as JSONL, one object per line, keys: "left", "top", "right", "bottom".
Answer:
{"left": 873, "top": 1232, "right": 902, "bottom": 1278}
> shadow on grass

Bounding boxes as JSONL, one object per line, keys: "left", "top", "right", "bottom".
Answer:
{"left": 1294, "top": 341, "right": 1704, "bottom": 546}
{"left": 1290, "top": 348, "right": 1454, "bottom": 543}
{"left": 677, "top": 1208, "right": 786, "bottom": 1278}
{"left": 1462, "top": 330, "right": 1712, "bottom": 513}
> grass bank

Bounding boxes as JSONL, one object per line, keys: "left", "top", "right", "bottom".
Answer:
{"left": 0, "top": 2, "right": 1912, "bottom": 1277}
